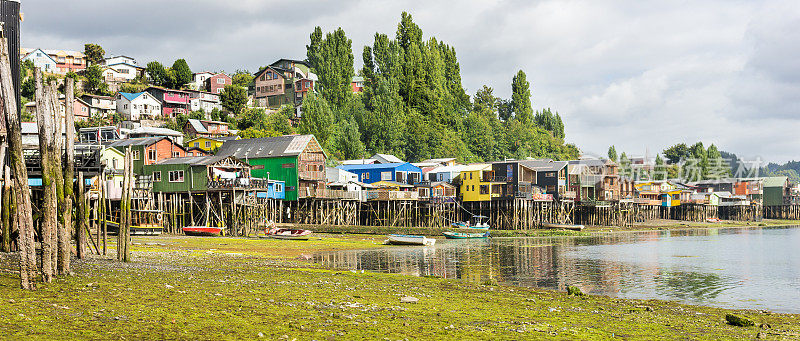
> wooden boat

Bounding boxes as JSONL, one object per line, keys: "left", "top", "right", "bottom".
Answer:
{"left": 183, "top": 226, "right": 224, "bottom": 236}
{"left": 542, "top": 223, "right": 585, "bottom": 231}
{"left": 384, "top": 234, "right": 436, "bottom": 246}
{"left": 706, "top": 218, "right": 721, "bottom": 223}
{"left": 442, "top": 231, "right": 490, "bottom": 239}
{"left": 98, "top": 209, "right": 164, "bottom": 235}
{"left": 265, "top": 227, "right": 312, "bottom": 240}
{"left": 451, "top": 215, "right": 490, "bottom": 230}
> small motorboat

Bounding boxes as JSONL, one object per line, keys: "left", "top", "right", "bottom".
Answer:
{"left": 384, "top": 234, "right": 436, "bottom": 246}
{"left": 542, "top": 223, "right": 585, "bottom": 231}
{"left": 442, "top": 231, "right": 490, "bottom": 239}
{"left": 183, "top": 226, "right": 225, "bottom": 236}
{"left": 265, "top": 227, "right": 312, "bottom": 240}
{"left": 451, "top": 215, "right": 490, "bottom": 230}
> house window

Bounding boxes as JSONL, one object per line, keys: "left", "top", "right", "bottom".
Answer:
{"left": 148, "top": 149, "right": 156, "bottom": 161}
{"left": 469, "top": 173, "right": 473, "bottom": 180}
{"left": 205, "top": 141, "right": 210, "bottom": 148}
{"left": 152, "top": 171, "right": 162, "bottom": 182}
{"left": 194, "top": 142, "right": 199, "bottom": 147}
{"left": 124, "top": 104, "right": 128, "bottom": 109}
{"left": 363, "top": 172, "right": 370, "bottom": 181}
{"left": 132, "top": 150, "right": 140, "bottom": 160}
{"left": 168, "top": 170, "right": 184, "bottom": 182}
{"left": 381, "top": 171, "right": 392, "bottom": 181}
{"left": 217, "top": 78, "right": 225, "bottom": 84}
{"left": 172, "top": 151, "right": 180, "bottom": 157}
{"left": 480, "top": 185, "right": 489, "bottom": 195}
{"left": 472, "top": 185, "right": 475, "bottom": 191}
{"left": 276, "top": 183, "right": 283, "bottom": 192}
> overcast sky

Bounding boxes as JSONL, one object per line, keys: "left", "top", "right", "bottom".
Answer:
{"left": 19, "top": 0, "right": 800, "bottom": 163}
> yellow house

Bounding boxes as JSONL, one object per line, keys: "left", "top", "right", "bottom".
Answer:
{"left": 186, "top": 136, "right": 235, "bottom": 152}
{"left": 634, "top": 181, "right": 681, "bottom": 207}
{"left": 459, "top": 164, "right": 503, "bottom": 202}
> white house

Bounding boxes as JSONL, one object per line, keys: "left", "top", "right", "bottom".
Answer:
{"left": 326, "top": 167, "right": 373, "bottom": 202}
{"left": 116, "top": 92, "right": 161, "bottom": 121}
{"left": 191, "top": 71, "right": 214, "bottom": 90}
{"left": 186, "top": 90, "right": 222, "bottom": 114}
{"left": 21, "top": 48, "right": 57, "bottom": 73}
{"left": 80, "top": 94, "right": 116, "bottom": 117}
{"left": 102, "top": 55, "right": 138, "bottom": 66}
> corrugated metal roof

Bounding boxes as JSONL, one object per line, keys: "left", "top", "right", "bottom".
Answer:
{"left": 372, "top": 153, "right": 403, "bottom": 163}
{"left": 762, "top": 176, "right": 788, "bottom": 187}
{"left": 108, "top": 137, "right": 165, "bottom": 147}
{"left": 119, "top": 92, "right": 144, "bottom": 101}
{"left": 187, "top": 119, "right": 208, "bottom": 134}
{"left": 129, "top": 126, "right": 182, "bottom": 137}
{"left": 520, "top": 160, "right": 568, "bottom": 172}
{"left": 156, "top": 155, "right": 243, "bottom": 166}
{"left": 338, "top": 162, "right": 411, "bottom": 171}
{"left": 216, "top": 135, "right": 317, "bottom": 159}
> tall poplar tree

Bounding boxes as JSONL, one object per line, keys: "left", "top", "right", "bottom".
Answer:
{"left": 511, "top": 70, "right": 532, "bottom": 124}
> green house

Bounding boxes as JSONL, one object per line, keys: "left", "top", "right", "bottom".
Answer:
{"left": 143, "top": 155, "right": 257, "bottom": 193}
{"left": 763, "top": 176, "right": 789, "bottom": 206}
{"left": 216, "top": 134, "right": 326, "bottom": 201}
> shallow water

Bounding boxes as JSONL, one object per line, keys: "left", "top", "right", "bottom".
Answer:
{"left": 314, "top": 226, "right": 800, "bottom": 313}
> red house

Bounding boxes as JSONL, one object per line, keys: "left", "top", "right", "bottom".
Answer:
{"left": 144, "top": 86, "right": 191, "bottom": 118}
{"left": 205, "top": 73, "right": 232, "bottom": 94}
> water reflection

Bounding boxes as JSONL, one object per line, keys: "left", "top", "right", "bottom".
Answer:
{"left": 314, "top": 226, "right": 800, "bottom": 313}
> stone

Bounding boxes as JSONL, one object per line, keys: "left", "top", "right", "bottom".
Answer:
{"left": 258, "top": 332, "right": 264, "bottom": 338}
{"left": 400, "top": 296, "right": 419, "bottom": 303}
{"left": 725, "top": 314, "right": 754, "bottom": 327}
{"left": 566, "top": 286, "right": 584, "bottom": 296}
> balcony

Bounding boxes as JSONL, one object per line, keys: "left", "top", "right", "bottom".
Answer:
{"left": 298, "top": 170, "right": 325, "bottom": 181}
{"left": 366, "top": 190, "right": 419, "bottom": 201}
{"left": 208, "top": 178, "right": 270, "bottom": 190}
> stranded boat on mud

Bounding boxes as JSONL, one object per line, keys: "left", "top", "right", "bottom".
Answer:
{"left": 442, "top": 231, "right": 490, "bottom": 239}
{"left": 182, "top": 226, "right": 225, "bottom": 236}
{"left": 100, "top": 209, "right": 164, "bottom": 235}
{"left": 451, "top": 215, "right": 491, "bottom": 230}
{"left": 385, "top": 234, "right": 436, "bottom": 246}
{"left": 263, "top": 227, "right": 313, "bottom": 240}
{"left": 542, "top": 223, "right": 585, "bottom": 231}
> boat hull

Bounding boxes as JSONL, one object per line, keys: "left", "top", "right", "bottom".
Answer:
{"left": 443, "top": 231, "right": 489, "bottom": 239}
{"left": 183, "top": 226, "right": 224, "bottom": 236}
{"left": 265, "top": 228, "right": 312, "bottom": 241}
{"left": 542, "top": 223, "right": 585, "bottom": 231}
{"left": 385, "top": 234, "right": 436, "bottom": 246}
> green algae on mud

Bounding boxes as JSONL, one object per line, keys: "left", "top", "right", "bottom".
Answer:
{"left": 1, "top": 234, "right": 799, "bottom": 340}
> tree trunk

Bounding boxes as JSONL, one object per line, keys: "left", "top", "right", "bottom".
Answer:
{"left": 1, "top": 34, "right": 36, "bottom": 290}
{"left": 46, "top": 82, "right": 63, "bottom": 275}
{"left": 35, "top": 69, "right": 57, "bottom": 282}
{"left": 2, "top": 166, "right": 10, "bottom": 252}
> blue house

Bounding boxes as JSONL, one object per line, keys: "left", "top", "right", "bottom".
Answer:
{"left": 256, "top": 179, "right": 286, "bottom": 200}
{"left": 337, "top": 162, "right": 422, "bottom": 185}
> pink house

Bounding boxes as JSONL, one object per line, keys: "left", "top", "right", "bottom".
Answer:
{"left": 143, "top": 86, "right": 191, "bottom": 118}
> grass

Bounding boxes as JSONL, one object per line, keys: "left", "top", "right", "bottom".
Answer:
{"left": 0, "top": 233, "right": 798, "bottom": 340}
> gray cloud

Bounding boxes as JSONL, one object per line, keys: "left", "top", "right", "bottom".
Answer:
{"left": 19, "top": 0, "right": 800, "bottom": 163}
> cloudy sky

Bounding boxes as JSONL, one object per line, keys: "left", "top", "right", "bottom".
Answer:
{"left": 20, "top": 0, "right": 800, "bottom": 163}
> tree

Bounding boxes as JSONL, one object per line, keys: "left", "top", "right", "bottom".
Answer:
{"left": 83, "top": 64, "right": 107, "bottom": 94}
{"left": 21, "top": 76, "right": 34, "bottom": 99}
{"left": 619, "top": 152, "right": 631, "bottom": 177}
{"left": 663, "top": 143, "right": 690, "bottom": 164}
{"left": 328, "top": 117, "right": 366, "bottom": 160}
{"left": 654, "top": 154, "right": 666, "bottom": 180}
{"left": 473, "top": 85, "right": 500, "bottom": 115}
{"left": 307, "top": 27, "right": 354, "bottom": 112}
{"left": 608, "top": 146, "right": 618, "bottom": 162}
{"left": 231, "top": 70, "right": 253, "bottom": 88}
{"left": 298, "top": 93, "right": 335, "bottom": 146}
{"left": 511, "top": 70, "right": 532, "bottom": 124}
{"left": 146, "top": 61, "right": 168, "bottom": 86}
{"left": 220, "top": 85, "right": 247, "bottom": 115}
{"left": 84, "top": 43, "right": 105, "bottom": 65}
{"left": 534, "top": 108, "right": 565, "bottom": 139}
{"left": 171, "top": 59, "right": 192, "bottom": 88}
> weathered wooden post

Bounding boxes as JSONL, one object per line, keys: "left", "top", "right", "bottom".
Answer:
{"left": 59, "top": 77, "right": 75, "bottom": 275}
{"left": 76, "top": 172, "right": 87, "bottom": 259}
{"left": 34, "top": 69, "right": 57, "bottom": 282}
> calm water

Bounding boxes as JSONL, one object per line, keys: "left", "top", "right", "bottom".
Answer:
{"left": 314, "top": 226, "right": 800, "bottom": 313}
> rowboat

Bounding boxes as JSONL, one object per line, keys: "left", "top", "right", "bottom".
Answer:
{"left": 384, "top": 234, "right": 436, "bottom": 246}
{"left": 706, "top": 218, "right": 721, "bottom": 223}
{"left": 265, "top": 227, "right": 312, "bottom": 240}
{"left": 542, "top": 223, "right": 585, "bottom": 231}
{"left": 442, "top": 231, "right": 490, "bottom": 239}
{"left": 183, "top": 226, "right": 224, "bottom": 236}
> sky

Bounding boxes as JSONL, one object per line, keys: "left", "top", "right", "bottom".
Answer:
{"left": 19, "top": 0, "right": 800, "bottom": 164}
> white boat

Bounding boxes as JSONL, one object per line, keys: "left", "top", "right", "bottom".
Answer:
{"left": 384, "top": 234, "right": 436, "bottom": 246}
